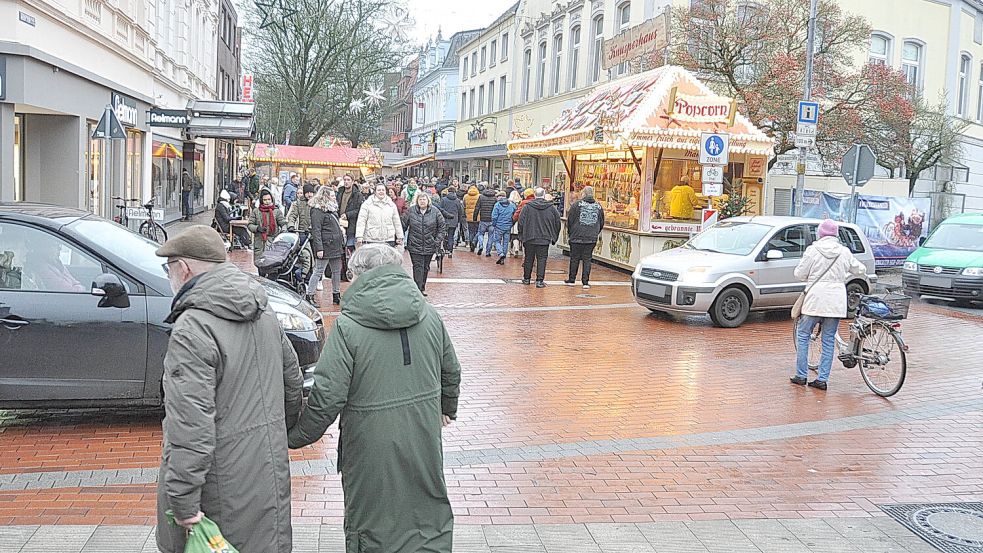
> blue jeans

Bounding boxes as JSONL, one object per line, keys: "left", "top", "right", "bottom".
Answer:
{"left": 795, "top": 316, "right": 839, "bottom": 382}
{"left": 491, "top": 227, "right": 509, "bottom": 257}
{"left": 475, "top": 221, "right": 493, "bottom": 252}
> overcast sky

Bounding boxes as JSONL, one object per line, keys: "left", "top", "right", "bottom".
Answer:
{"left": 408, "top": 0, "right": 518, "bottom": 44}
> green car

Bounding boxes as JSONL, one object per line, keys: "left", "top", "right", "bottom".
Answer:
{"left": 902, "top": 213, "right": 983, "bottom": 305}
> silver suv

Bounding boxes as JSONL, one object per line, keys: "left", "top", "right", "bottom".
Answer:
{"left": 631, "top": 216, "right": 877, "bottom": 327}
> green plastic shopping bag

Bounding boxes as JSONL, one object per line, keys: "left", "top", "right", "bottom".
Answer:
{"left": 166, "top": 511, "right": 240, "bottom": 553}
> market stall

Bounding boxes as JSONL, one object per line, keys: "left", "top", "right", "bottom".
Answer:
{"left": 507, "top": 66, "right": 774, "bottom": 269}
{"left": 248, "top": 143, "right": 383, "bottom": 183}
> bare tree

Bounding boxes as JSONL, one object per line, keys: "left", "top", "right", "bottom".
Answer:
{"left": 245, "top": 0, "right": 408, "bottom": 146}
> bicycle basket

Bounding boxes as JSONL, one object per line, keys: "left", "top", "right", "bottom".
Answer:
{"left": 859, "top": 293, "right": 911, "bottom": 320}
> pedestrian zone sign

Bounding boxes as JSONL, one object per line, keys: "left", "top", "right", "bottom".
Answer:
{"left": 699, "top": 132, "right": 729, "bottom": 166}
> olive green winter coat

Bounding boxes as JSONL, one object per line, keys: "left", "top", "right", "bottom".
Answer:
{"left": 156, "top": 263, "right": 304, "bottom": 553}
{"left": 288, "top": 263, "right": 462, "bottom": 553}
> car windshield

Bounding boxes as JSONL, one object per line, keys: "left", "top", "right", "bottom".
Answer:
{"left": 923, "top": 223, "right": 983, "bottom": 252}
{"left": 68, "top": 218, "right": 167, "bottom": 278}
{"left": 685, "top": 221, "right": 772, "bottom": 256}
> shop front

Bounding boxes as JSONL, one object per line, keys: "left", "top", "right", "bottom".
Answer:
{"left": 507, "top": 66, "right": 774, "bottom": 270}
{"left": 248, "top": 143, "right": 383, "bottom": 183}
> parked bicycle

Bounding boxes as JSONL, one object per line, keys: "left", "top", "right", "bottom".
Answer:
{"left": 793, "top": 291, "right": 910, "bottom": 397}
{"left": 113, "top": 196, "right": 168, "bottom": 244}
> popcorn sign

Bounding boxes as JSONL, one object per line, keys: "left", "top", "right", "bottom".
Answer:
{"left": 667, "top": 88, "right": 737, "bottom": 126}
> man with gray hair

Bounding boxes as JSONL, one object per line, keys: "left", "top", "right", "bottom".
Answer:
{"left": 154, "top": 225, "right": 302, "bottom": 553}
{"left": 289, "top": 243, "right": 462, "bottom": 552}
{"left": 565, "top": 185, "right": 606, "bottom": 289}
{"left": 517, "top": 187, "right": 562, "bottom": 288}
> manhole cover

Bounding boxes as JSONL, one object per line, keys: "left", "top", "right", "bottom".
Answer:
{"left": 882, "top": 503, "right": 983, "bottom": 552}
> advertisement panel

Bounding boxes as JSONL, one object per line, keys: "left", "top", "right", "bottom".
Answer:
{"left": 799, "top": 191, "right": 930, "bottom": 268}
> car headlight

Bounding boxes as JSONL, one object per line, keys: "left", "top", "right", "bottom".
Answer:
{"left": 903, "top": 261, "right": 918, "bottom": 271}
{"left": 273, "top": 304, "right": 317, "bottom": 331}
{"left": 963, "top": 267, "right": 983, "bottom": 276}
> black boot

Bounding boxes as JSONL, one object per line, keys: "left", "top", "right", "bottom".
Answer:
{"left": 332, "top": 292, "right": 341, "bottom": 305}
{"left": 306, "top": 294, "right": 320, "bottom": 308}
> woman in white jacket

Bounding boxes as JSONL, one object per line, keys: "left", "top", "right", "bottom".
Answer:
{"left": 355, "top": 183, "right": 404, "bottom": 247}
{"left": 792, "top": 219, "right": 867, "bottom": 390}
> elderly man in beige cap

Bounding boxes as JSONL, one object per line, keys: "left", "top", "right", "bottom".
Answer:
{"left": 154, "top": 225, "right": 303, "bottom": 553}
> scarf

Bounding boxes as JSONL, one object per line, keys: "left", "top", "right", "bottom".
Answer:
{"left": 259, "top": 204, "right": 277, "bottom": 241}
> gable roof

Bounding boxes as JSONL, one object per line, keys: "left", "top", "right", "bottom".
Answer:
{"left": 507, "top": 66, "right": 774, "bottom": 156}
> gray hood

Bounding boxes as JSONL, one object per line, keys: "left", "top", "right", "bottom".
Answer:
{"left": 166, "top": 263, "right": 268, "bottom": 324}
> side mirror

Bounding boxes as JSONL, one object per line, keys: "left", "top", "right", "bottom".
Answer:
{"left": 766, "top": 249, "right": 784, "bottom": 261}
{"left": 918, "top": 236, "right": 927, "bottom": 247}
{"left": 91, "top": 274, "right": 130, "bottom": 308}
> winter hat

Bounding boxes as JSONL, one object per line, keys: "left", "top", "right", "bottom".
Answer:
{"left": 818, "top": 219, "right": 839, "bottom": 238}
{"left": 219, "top": 190, "right": 231, "bottom": 202}
{"left": 302, "top": 184, "right": 317, "bottom": 195}
{"left": 155, "top": 225, "right": 228, "bottom": 263}
{"left": 523, "top": 188, "right": 535, "bottom": 198}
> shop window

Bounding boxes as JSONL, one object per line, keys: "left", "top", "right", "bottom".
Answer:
{"left": 152, "top": 139, "right": 182, "bottom": 215}
{"left": 86, "top": 126, "right": 107, "bottom": 218}
{"left": 13, "top": 115, "right": 24, "bottom": 202}
{"left": 573, "top": 154, "right": 642, "bottom": 229}
{"left": 765, "top": 225, "right": 811, "bottom": 258}
{"left": 125, "top": 130, "right": 143, "bottom": 202}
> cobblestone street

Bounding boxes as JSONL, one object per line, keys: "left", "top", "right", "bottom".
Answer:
{"left": 1, "top": 247, "right": 981, "bottom": 551}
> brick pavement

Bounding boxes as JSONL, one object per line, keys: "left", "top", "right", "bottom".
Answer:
{"left": 1, "top": 244, "right": 981, "bottom": 549}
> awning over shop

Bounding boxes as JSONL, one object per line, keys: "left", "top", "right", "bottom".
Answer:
{"left": 507, "top": 66, "right": 774, "bottom": 157}
{"left": 248, "top": 144, "right": 383, "bottom": 169}
{"left": 437, "top": 145, "right": 508, "bottom": 161}
{"left": 392, "top": 153, "right": 436, "bottom": 169}
{"left": 186, "top": 101, "right": 256, "bottom": 140}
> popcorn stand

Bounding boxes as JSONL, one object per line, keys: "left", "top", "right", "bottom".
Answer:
{"left": 506, "top": 66, "right": 774, "bottom": 269}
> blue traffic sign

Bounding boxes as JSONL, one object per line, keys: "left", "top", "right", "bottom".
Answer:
{"left": 798, "top": 101, "right": 819, "bottom": 124}
{"left": 705, "top": 135, "right": 724, "bottom": 156}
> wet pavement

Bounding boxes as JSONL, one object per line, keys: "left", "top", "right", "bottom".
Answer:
{"left": 1, "top": 241, "right": 981, "bottom": 550}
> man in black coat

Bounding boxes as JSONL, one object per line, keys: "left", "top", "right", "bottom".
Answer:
{"left": 518, "top": 188, "right": 561, "bottom": 288}
{"left": 335, "top": 174, "right": 364, "bottom": 282}
{"left": 472, "top": 185, "right": 499, "bottom": 256}
{"left": 438, "top": 188, "right": 466, "bottom": 258}
{"left": 565, "top": 185, "right": 605, "bottom": 289}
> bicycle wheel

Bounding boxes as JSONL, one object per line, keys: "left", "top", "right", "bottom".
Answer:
{"left": 858, "top": 322, "right": 906, "bottom": 397}
{"left": 140, "top": 221, "right": 168, "bottom": 243}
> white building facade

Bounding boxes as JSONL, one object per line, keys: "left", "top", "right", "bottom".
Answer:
{"left": 1, "top": 0, "right": 223, "bottom": 222}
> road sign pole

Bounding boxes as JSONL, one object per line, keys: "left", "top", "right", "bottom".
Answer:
{"left": 850, "top": 142, "right": 861, "bottom": 223}
{"left": 793, "top": 0, "right": 819, "bottom": 217}
{"left": 101, "top": 105, "right": 112, "bottom": 219}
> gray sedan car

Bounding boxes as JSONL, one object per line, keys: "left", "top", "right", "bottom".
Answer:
{"left": 631, "top": 216, "right": 877, "bottom": 327}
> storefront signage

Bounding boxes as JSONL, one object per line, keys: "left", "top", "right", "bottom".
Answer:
{"left": 468, "top": 126, "right": 488, "bottom": 141}
{"left": 602, "top": 11, "right": 669, "bottom": 70}
{"left": 19, "top": 11, "right": 36, "bottom": 26}
{"left": 242, "top": 74, "right": 255, "bottom": 102}
{"left": 667, "top": 88, "right": 737, "bottom": 126}
{"left": 149, "top": 108, "right": 189, "bottom": 128}
{"left": 0, "top": 57, "right": 5, "bottom": 101}
{"left": 651, "top": 221, "right": 701, "bottom": 234}
{"left": 746, "top": 156, "right": 766, "bottom": 178}
{"left": 111, "top": 92, "right": 138, "bottom": 127}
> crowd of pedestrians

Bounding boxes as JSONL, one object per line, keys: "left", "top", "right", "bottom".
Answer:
{"left": 224, "top": 172, "right": 605, "bottom": 304}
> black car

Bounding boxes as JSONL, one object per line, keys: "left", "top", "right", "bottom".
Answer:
{"left": 0, "top": 203, "right": 324, "bottom": 409}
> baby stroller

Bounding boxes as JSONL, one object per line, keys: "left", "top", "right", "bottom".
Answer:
{"left": 255, "top": 232, "right": 310, "bottom": 295}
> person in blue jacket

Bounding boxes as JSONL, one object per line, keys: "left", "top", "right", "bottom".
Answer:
{"left": 490, "top": 191, "right": 517, "bottom": 265}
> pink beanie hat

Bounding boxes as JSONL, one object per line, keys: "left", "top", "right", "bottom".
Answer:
{"left": 818, "top": 219, "right": 839, "bottom": 238}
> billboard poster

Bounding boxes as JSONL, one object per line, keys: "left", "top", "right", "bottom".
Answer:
{"left": 798, "top": 191, "right": 930, "bottom": 268}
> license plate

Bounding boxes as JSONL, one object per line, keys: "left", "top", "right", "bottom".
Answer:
{"left": 638, "top": 281, "right": 667, "bottom": 297}
{"left": 921, "top": 276, "right": 952, "bottom": 288}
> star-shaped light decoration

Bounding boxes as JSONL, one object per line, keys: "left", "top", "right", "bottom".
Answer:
{"left": 378, "top": 5, "right": 414, "bottom": 43}
{"left": 363, "top": 86, "right": 385, "bottom": 108}
{"left": 349, "top": 99, "right": 365, "bottom": 114}
{"left": 255, "top": 0, "right": 297, "bottom": 30}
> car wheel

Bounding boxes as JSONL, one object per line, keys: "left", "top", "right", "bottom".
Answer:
{"left": 710, "top": 288, "right": 750, "bottom": 328}
{"left": 846, "top": 281, "right": 867, "bottom": 317}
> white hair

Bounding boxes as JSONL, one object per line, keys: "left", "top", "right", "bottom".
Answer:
{"left": 349, "top": 244, "right": 403, "bottom": 277}
{"left": 534, "top": 187, "right": 546, "bottom": 198}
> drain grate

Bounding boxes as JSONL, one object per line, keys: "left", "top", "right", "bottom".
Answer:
{"left": 881, "top": 503, "right": 983, "bottom": 552}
